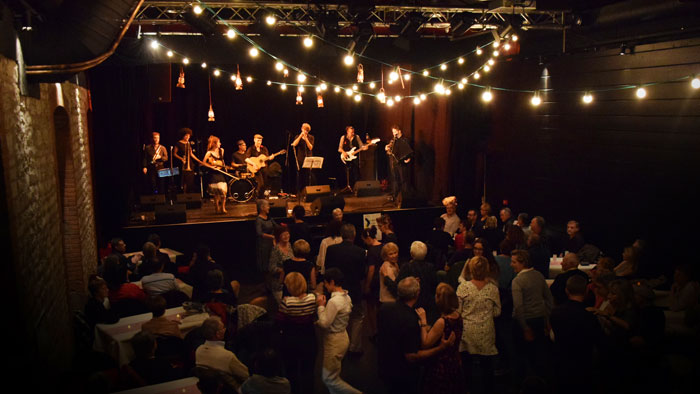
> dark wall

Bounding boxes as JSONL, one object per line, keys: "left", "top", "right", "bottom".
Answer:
{"left": 451, "top": 37, "right": 700, "bottom": 265}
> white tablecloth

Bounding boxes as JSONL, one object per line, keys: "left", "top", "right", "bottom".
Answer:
{"left": 115, "top": 377, "right": 200, "bottom": 394}
{"left": 548, "top": 257, "right": 596, "bottom": 279}
{"left": 94, "top": 307, "right": 208, "bottom": 366}
{"left": 125, "top": 248, "right": 183, "bottom": 264}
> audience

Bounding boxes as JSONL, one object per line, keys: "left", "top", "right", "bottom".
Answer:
{"left": 420, "top": 283, "right": 464, "bottom": 394}
{"left": 141, "top": 295, "right": 183, "bottom": 339}
{"left": 147, "top": 233, "right": 175, "bottom": 274}
{"left": 499, "top": 207, "right": 515, "bottom": 233}
{"left": 440, "top": 196, "right": 461, "bottom": 237}
{"left": 563, "top": 220, "right": 585, "bottom": 254}
{"left": 377, "top": 277, "right": 456, "bottom": 394}
{"left": 268, "top": 226, "right": 294, "bottom": 301}
{"left": 379, "top": 242, "right": 400, "bottom": 304}
{"left": 398, "top": 241, "right": 438, "bottom": 323}
{"left": 332, "top": 207, "right": 344, "bottom": 223}
{"left": 465, "top": 209, "right": 478, "bottom": 233}
{"left": 195, "top": 317, "right": 250, "bottom": 391}
{"left": 550, "top": 275, "right": 603, "bottom": 394}
{"left": 527, "top": 233, "right": 551, "bottom": 279}
{"left": 84, "top": 275, "right": 119, "bottom": 329}
{"left": 288, "top": 205, "right": 310, "bottom": 244}
{"left": 102, "top": 255, "right": 146, "bottom": 304}
{"left": 140, "top": 257, "right": 178, "bottom": 296}
{"left": 426, "top": 217, "right": 453, "bottom": 270}
{"left": 126, "top": 331, "right": 177, "bottom": 386}
{"left": 670, "top": 264, "right": 699, "bottom": 312}
{"left": 377, "top": 214, "right": 398, "bottom": 245}
{"left": 361, "top": 226, "right": 383, "bottom": 341}
{"left": 277, "top": 272, "right": 317, "bottom": 394}
{"left": 516, "top": 212, "right": 531, "bottom": 241}
{"left": 614, "top": 246, "right": 639, "bottom": 277}
{"left": 189, "top": 245, "right": 235, "bottom": 302}
{"left": 281, "top": 239, "right": 316, "bottom": 293}
{"left": 458, "top": 256, "right": 501, "bottom": 393}
{"left": 202, "top": 269, "right": 238, "bottom": 307}
{"left": 549, "top": 253, "right": 590, "bottom": 305}
{"left": 316, "top": 219, "right": 343, "bottom": 275}
{"left": 315, "top": 268, "right": 361, "bottom": 394}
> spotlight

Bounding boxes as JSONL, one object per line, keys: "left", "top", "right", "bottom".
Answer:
{"left": 193, "top": 5, "right": 203, "bottom": 15}
{"left": 531, "top": 94, "right": 541, "bottom": 106}
{"left": 266, "top": 15, "right": 277, "bottom": 25}
{"left": 150, "top": 40, "right": 159, "bottom": 49}
{"left": 303, "top": 36, "right": 313, "bottom": 48}
{"left": 226, "top": 29, "right": 236, "bottom": 39}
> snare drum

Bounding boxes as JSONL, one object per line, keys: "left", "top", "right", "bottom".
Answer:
{"left": 228, "top": 178, "right": 256, "bottom": 202}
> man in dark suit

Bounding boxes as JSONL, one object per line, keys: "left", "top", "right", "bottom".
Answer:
{"left": 325, "top": 223, "right": 367, "bottom": 354}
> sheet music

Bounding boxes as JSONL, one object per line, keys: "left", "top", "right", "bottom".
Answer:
{"left": 303, "top": 156, "right": 324, "bottom": 169}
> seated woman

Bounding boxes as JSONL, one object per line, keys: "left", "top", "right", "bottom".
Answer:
{"left": 84, "top": 275, "right": 119, "bottom": 329}
{"left": 202, "top": 269, "right": 238, "bottom": 307}
{"left": 281, "top": 239, "right": 317, "bottom": 293}
{"left": 124, "top": 331, "right": 178, "bottom": 387}
{"left": 614, "top": 246, "right": 639, "bottom": 278}
{"left": 276, "top": 272, "right": 317, "bottom": 394}
{"left": 141, "top": 295, "right": 183, "bottom": 339}
{"left": 102, "top": 255, "right": 146, "bottom": 304}
{"left": 670, "top": 264, "right": 699, "bottom": 312}
{"left": 189, "top": 244, "right": 238, "bottom": 302}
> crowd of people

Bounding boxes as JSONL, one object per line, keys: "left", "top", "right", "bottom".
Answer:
{"left": 79, "top": 196, "right": 700, "bottom": 394}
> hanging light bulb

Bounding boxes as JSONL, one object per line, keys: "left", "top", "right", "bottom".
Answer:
{"left": 458, "top": 57, "right": 465, "bottom": 64}
{"left": 488, "top": 59, "right": 495, "bottom": 66}
{"left": 298, "top": 86, "right": 305, "bottom": 93}
{"left": 345, "top": 89, "right": 353, "bottom": 97}
{"left": 413, "top": 97, "right": 421, "bottom": 105}
{"left": 275, "top": 62, "right": 284, "bottom": 71}
{"left": 369, "top": 82, "right": 376, "bottom": 89}
{"left": 511, "top": 34, "right": 519, "bottom": 42}
{"left": 297, "top": 73, "right": 306, "bottom": 83}
{"left": 226, "top": 29, "right": 236, "bottom": 39}
{"left": 377, "top": 89, "right": 386, "bottom": 103}
{"left": 249, "top": 47, "right": 259, "bottom": 57}
{"left": 458, "top": 83, "right": 464, "bottom": 90}
{"left": 176, "top": 66, "right": 185, "bottom": 88}
{"left": 235, "top": 65, "right": 243, "bottom": 90}
{"left": 334, "top": 86, "right": 341, "bottom": 93}
{"left": 167, "top": 50, "right": 173, "bottom": 57}
{"left": 246, "top": 76, "right": 252, "bottom": 83}
{"left": 320, "top": 83, "right": 328, "bottom": 91}
{"left": 213, "top": 69, "right": 220, "bottom": 77}
{"left": 493, "top": 41, "right": 500, "bottom": 48}
{"left": 403, "top": 74, "right": 411, "bottom": 81}
{"left": 481, "top": 88, "right": 493, "bottom": 102}
{"left": 422, "top": 70, "right": 429, "bottom": 76}
{"left": 493, "top": 50, "right": 500, "bottom": 57}
{"left": 434, "top": 82, "right": 445, "bottom": 95}
{"left": 504, "top": 43, "right": 511, "bottom": 51}
{"left": 691, "top": 77, "right": 700, "bottom": 89}
{"left": 283, "top": 69, "right": 289, "bottom": 78}
{"left": 317, "top": 94, "right": 324, "bottom": 108}
{"left": 531, "top": 92, "right": 542, "bottom": 106}
{"left": 201, "top": 62, "right": 207, "bottom": 68}
{"left": 354, "top": 94, "right": 362, "bottom": 102}
{"left": 296, "top": 90, "right": 303, "bottom": 105}
{"left": 473, "top": 72, "right": 481, "bottom": 80}
{"left": 386, "top": 98, "right": 395, "bottom": 107}
{"left": 267, "top": 80, "right": 272, "bottom": 86}
{"left": 636, "top": 87, "right": 647, "bottom": 99}
{"left": 344, "top": 53, "right": 354, "bottom": 66}
{"left": 582, "top": 92, "right": 593, "bottom": 104}
{"left": 315, "top": 86, "right": 321, "bottom": 92}
{"left": 281, "top": 83, "right": 287, "bottom": 90}
{"left": 389, "top": 70, "right": 398, "bottom": 81}
{"left": 420, "top": 93, "right": 427, "bottom": 101}
{"left": 357, "top": 64, "right": 364, "bottom": 83}
{"left": 440, "top": 64, "right": 447, "bottom": 71}
{"left": 445, "top": 89, "right": 451, "bottom": 96}
{"left": 182, "top": 58, "right": 189, "bottom": 65}
{"left": 303, "top": 36, "right": 313, "bottom": 48}
{"left": 150, "top": 40, "right": 159, "bottom": 49}
{"left": 461, "top": 77, "right": 468, "bottom": 84}
{"left": 484, "top": 65, "right": 491, "bottom": 72}
{"left": 394, "top": 95, "right": 402, "bottom": 102}
{"left": 476, "top": 47, "right": 483, "bottom": 55}
{"left": 266, "top": 15, "right": 277, "bottom": 25}
{"left": 193, "top": 5, "right": 203, "bottom": 15}
{"left": 352, "top": 84, "right": 358, "bottom": 91}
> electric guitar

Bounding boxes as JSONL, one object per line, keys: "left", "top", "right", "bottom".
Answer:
{"left": 340, "top": 138, "right": 380, "bottom": 164}
{"left": 246, "top": 149, "right": 287, "bottom": 174}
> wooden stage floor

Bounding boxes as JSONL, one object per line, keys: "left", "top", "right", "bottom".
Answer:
{"left": 126, "top": 192, "right": 410, "bottom": 227}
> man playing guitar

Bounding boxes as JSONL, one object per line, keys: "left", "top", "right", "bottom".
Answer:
{"left": 338, "top": 126, "right": 366, "bottom": 193}
{"left": 245, "top": 134, "right": 286, "bottom": 197}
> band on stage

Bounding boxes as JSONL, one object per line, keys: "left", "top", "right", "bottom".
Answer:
{"left": 141, "top": 123, "right": 414, "bottom": 204}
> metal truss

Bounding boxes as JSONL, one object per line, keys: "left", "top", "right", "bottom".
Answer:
{"left": 133, "top": 1, "right": 566, "bottom": 37}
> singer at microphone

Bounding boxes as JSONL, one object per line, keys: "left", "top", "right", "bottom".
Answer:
{"left": 174, "top": 127, "right": 197, "bottom": 193}
{"left": 386, "top": 125, "right": 413, "bottom": 202}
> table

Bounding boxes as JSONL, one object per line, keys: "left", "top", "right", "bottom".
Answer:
{"left": 115, "top": 377, "right": 200, "bottom": 394}
{"left": 125, "top": 248, "right": 184, "bottom": 264}
{"left": 94, "top": 307, "right": 208, "bottom": 366}
{"left": 548, "top": 257, "right": 596, "bottom": 279}
{"left": 132, "top": 278, "right": 194, "bottom": 299}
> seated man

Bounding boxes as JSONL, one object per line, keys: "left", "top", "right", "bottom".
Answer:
{"left": 141, "top": 295, "right": 183, "bottom": 339}
{"left": 550, "top": 253, "right": 590, "bottom": 305}
{"left": 563, "top": 220, "right": 585, "bottom": 254}
{"left": 126, "top": 331, "right": 177, "bottom": 386}
{"left": 141, "top": 258, "right": 179, "bottom": 297}
{"left": 84, "top": 275, "right": 119, "bottom": 329}
{"left": 196, "top": 317, "right": 250, "bottom": 390}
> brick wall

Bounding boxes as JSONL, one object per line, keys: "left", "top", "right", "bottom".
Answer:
{"left": 0, "top": 55, "right": 97, "bottom": 371}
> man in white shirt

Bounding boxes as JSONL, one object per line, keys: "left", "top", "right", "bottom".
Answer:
{"left": 316, "top": 268, "right": 361, "bottom": 394}
{"left": 195, "top": 317, "right": 249, "bottom": 390}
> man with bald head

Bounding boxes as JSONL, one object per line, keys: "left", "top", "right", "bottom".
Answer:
{"left": 550, "top": 252, "right": 590, "bottom": 305}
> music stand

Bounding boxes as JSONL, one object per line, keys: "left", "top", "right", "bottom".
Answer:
{"left": 303, "top": 156, "right": 324, "bottom": 170}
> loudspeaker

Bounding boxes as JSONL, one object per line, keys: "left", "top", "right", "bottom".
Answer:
{"left": 268, "top": 199, "right": 288, "bottom": 218}
{"left": 176, "top": 193, "right": 202, "bottom": 209}
{"left": 303, "top": 184, "right": 331, "bottom": 202}
{"left": 140, "top": 194, "right": 166, "bottom": 210}
{"left": 354, "top": 180, "right": 382, "bottom": 197}
{"left": 311, "top": 195, "right": 345, "bottom": 217}
{"left": 155, "top": 204, "right": 187, "bottom": 224}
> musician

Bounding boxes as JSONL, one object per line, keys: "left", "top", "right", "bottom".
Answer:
{"left": 338, "top": 126, "right": 364, "bottom": 192}
{"left": 230, "top": 139, "right": 249, "bottom": 177}
{"left": 385, "top": 125, "right": 413, "bottom": 201}
{"left": 173, "top": 127, "right": 198, "bottom": 193}
{"left": 203, "top": 135, "right": 228, "bottom": 214}
{"left": 245, "top": 134, "right": 270, "bottom": 197}
{"left": 142, "top": 131, "right": 168, "bottom": 194}
{"left": 291, "top": 122, "right": 315, "bottom": 191}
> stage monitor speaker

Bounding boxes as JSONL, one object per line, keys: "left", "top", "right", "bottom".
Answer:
{"left": 311, "top": 195, "right": 345, "bottom": 217}
{"left": 400, "top": 192, "right": 428, "bottom": 209}
{"left": 155, "top": 203, "right": 187, "bottom": 224}
{"left": 140, "top": 194, "right": 166, "bottom": 210}
{"left": 268, "top": 199, "right": 288, "bottom": 218}
{"left": 304, "top": 184, "right": 331, "bottom": 202}
{"left": 354, "top": 180, "right": 382, "bottom": 197}
{"left": 176, "top": 193, "right": 202, "bottom": 209}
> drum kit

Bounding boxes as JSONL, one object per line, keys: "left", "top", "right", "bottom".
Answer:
{"left": 227, "top": 172, "right": 256, "bottom": 203}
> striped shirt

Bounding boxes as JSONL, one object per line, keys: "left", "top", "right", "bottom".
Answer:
{"left": 277, "top": 293, "right": 316, "bottom": 324}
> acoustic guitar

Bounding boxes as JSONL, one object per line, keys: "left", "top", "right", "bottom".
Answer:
{"left": 246, "top": 149, "right": 287, "bottom": 174}
{"left": 340, "top": 138, "right": 380, "bottom": 164}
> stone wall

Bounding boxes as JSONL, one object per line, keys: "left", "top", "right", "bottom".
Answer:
{"left": 0, "top": 54, "right": 97, "bottom": 371}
